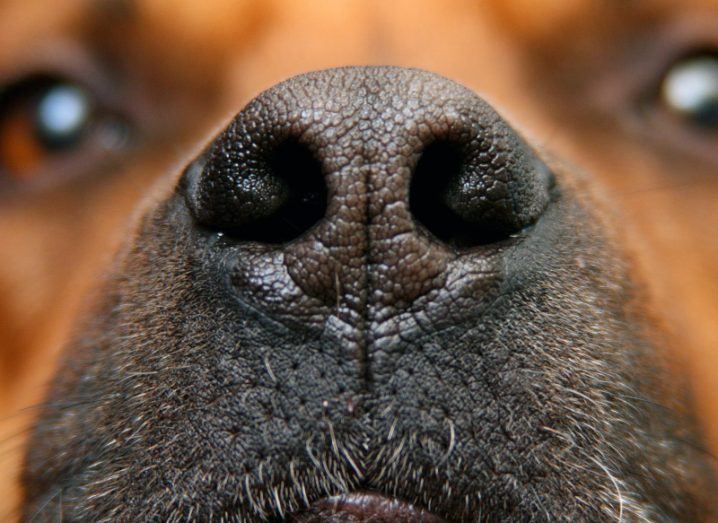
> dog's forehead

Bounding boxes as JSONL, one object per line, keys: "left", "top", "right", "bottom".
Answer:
{"left": 2, "top": 0, "right": 709, "bottom": 90}
{"left": 491, "top": 0, "right": 718, "bottom": 35}
{"left": 0, "top": 0, "right": 710, "bottom": 131}
{"left": 0, "top": 0, "right": 711, "bottom": 126}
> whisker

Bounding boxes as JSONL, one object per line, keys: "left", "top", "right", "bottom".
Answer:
{"left": 618, "top": 176, "right": 718, "bottom": 200}
{"left": 28, "top": 486, "right": 63, "bottom": 523}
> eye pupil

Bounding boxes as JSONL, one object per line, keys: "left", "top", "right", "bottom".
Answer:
{"left": 34, "top": 84, "right": 92, "bottom": 148}
{"left": 661, "top": 56, "right": 718, "bottom": 128}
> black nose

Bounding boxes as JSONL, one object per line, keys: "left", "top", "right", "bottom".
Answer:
{"left": 182, "top": 66, "right": 552, "bottom": 373}
{"left": 186, "top": 72, "right": 550, "bottom": 247}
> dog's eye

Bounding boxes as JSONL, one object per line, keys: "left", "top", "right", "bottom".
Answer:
{"left": 660, "top": 54, "right": 718, "bottom": 129}
{"left": 0, "top": 74, "right": 124, "bottom": 182}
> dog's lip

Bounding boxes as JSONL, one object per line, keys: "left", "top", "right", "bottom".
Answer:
{"left": 288, "top": 491, "right": 447, "bottom": 522}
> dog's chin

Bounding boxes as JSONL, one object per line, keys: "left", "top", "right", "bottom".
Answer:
{"left": 288, "top": 492, "right": 445, "bottom": 522}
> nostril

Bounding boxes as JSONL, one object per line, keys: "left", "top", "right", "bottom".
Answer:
{"left": 410, "top": 140, "right": 481, "bottom": 247}
{"left": 409, "top": 136, "right": 552, "bottom": 249}
{"left": 185, "top": 136, "right": 327, "bottom": 244}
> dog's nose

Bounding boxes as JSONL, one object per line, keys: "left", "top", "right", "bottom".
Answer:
{"left": 182, "top": 67, "right": 552, "bottom": 366}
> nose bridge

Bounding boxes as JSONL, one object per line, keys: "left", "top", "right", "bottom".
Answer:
{"left": 282, "top": 72, "right": 458, "bottom": 321}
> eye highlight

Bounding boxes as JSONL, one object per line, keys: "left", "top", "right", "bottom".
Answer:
{"left": 35, "top": 83, "right": 93, "bottom": 148}
{"left": 0, "top": 74, "right": 129, "bottom": 184}
{"left": 660, "top": 54, "right": 718, "bottom": 129}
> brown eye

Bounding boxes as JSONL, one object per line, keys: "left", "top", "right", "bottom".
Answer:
{"left": 0, "top": 74, "right": 127, "bottom": 183}
{"left": 660, "top": 54, "right": 718, "bottom": 129}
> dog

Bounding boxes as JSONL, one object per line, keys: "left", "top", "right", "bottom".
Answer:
{"left": 1, "top": 0, "right": 717, "bottom": 520}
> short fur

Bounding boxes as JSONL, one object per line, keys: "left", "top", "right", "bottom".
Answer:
{"left": 0, "top": 2, "right": 716, "bottom": 522}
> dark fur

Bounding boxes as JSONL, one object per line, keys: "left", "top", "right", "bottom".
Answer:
{"left": 22, "top": 68, "right": 715, "bottom": 521}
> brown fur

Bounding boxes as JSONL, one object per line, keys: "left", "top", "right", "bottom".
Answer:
{"left": 1, "top": 0, "right": 718, "bottom": 520}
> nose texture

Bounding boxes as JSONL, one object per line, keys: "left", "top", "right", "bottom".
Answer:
{"left": 184, "top": 67, "right": 551, "bottom": 382}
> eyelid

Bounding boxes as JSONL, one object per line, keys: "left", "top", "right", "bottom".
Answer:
{"left": 1, "top": 40, "right": 107, "bottom": 97}
{"left": 0, "top": 114, "right": 132, "bottom": 197}
{"left": 568, "top": 14, "right": 718, "bottom": 166}
{"left": 588, "top": 14, "right": 718, "bottom": 114}
{"left": 0, "top": 38, "right": 147, "bottom": 132}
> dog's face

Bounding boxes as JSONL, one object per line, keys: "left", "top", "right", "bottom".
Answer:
{"left": 1, "top": 0, "right": 718, "bottom": 521}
